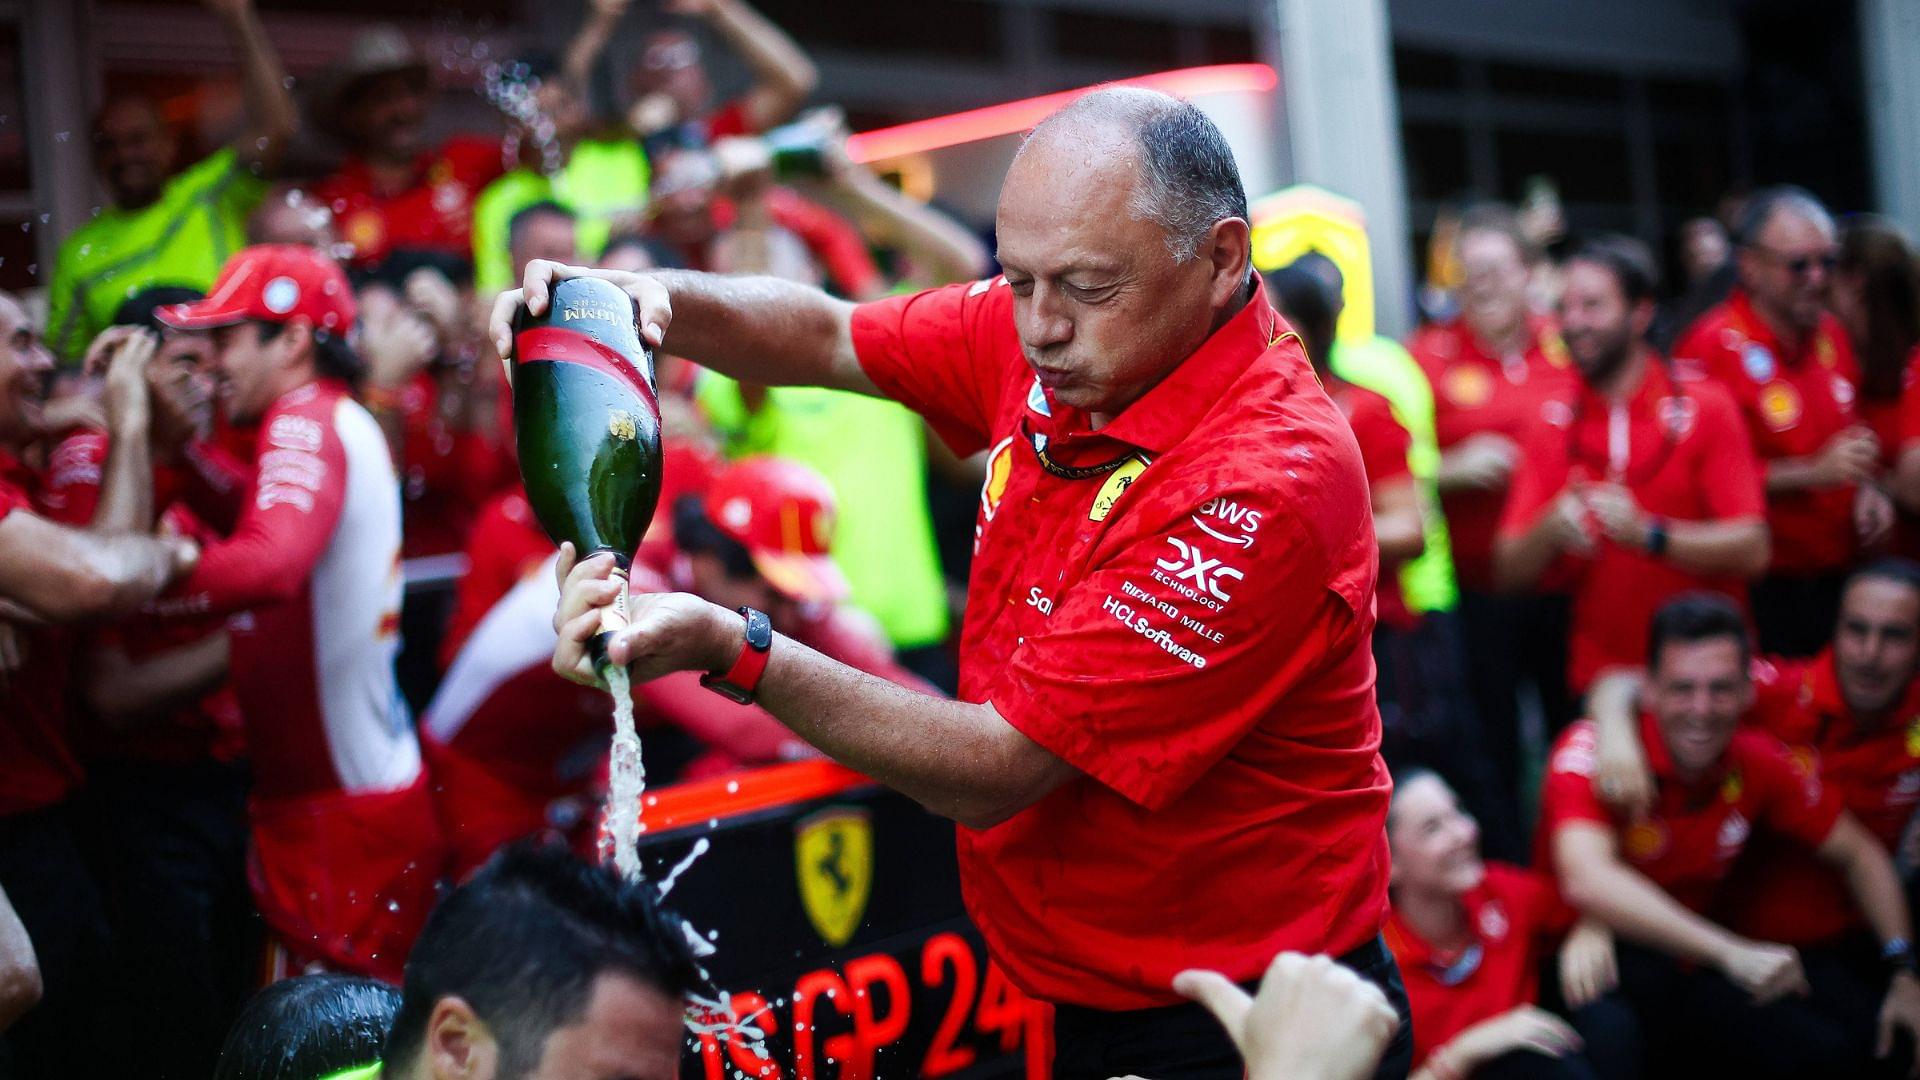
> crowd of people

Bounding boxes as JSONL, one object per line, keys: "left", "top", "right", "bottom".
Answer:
{"left": 0, "top": 0, "right": 1918, "bottom": 1077}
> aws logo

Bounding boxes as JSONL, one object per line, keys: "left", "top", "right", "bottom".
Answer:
{"left": 1192, "top": 496, "right": 1261, "bottom": 549}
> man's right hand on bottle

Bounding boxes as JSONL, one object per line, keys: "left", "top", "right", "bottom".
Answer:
{"left": 491, "top": 261, "right": 674, "bottom": 375}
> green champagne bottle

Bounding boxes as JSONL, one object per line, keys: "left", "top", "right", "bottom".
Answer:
{"left": 510, "top": 276, "right": 663, "bottom": 673}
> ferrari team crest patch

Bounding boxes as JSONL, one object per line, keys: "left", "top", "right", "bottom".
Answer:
{"left": 795, "top": 807, "right": 874, "bottom": 948}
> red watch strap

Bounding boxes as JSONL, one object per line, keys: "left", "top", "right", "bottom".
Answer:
{"left": 718, "top": 631, "right": 771, "bottom": 696}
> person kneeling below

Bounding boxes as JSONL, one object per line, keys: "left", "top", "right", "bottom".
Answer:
{"left": 1540, "top": 594, "right": 1920, "bottom": 1077}
{"left": 1386, "top": 768, "right": 1625, "bottom": 1080}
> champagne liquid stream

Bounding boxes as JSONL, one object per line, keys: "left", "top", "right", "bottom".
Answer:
{"left": 604, "top": 664, "right": 645, "bottom": 881}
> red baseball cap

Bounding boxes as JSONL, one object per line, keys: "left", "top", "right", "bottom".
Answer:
{"left": 703, "top": 456, "right": 849, "bottom": 603}
{"left": 158, "top": 244, "right": 357, "bottom": 336}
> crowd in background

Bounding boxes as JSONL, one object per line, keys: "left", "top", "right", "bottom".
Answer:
{"left": 1, "top": 0, "right": 1920, "bottom": 1076}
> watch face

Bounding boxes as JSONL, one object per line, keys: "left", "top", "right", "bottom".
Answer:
{"left": 743, "top": 607, "right": 774, "bottom": 650}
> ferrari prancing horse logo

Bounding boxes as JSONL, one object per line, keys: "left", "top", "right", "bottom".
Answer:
{"left": 796, "top": 807, "right": 873, "bottom": 948}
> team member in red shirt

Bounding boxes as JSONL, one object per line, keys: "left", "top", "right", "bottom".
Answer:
{"left": 311, "top": 27, "right": 505, "bottom": 269}
{"left": 154, "top": 245, "right": 443, "bottom": 982}
{"left": 1541, "top": 595, "right": 1920, "bottom": 1077}
{"left": 425, "top": 457, "right": 929, "bottom": 877}
{"left": 0, "top": 291, "right": 199, "bottom": 1076}
{"left": 1835, "top": 220, "right": 1920, "bottom": 557}
{"left": 518, "top": 88, "right": 1406, "bottom": 1078}
{"left": 1674, "top": 186, "right": 1894, "bottom": 656}
{"left": 1408, "top": 204, "right": 1579, "bottom": 849}
{"left": 1591, "top": 562, "right": 1920, "bottom": 972}
{"left": 1497, "top": 237, "right": 1769, "bottom": 693}
{"left": 1386, "top": 769, "right": 1623, "bottom": 1080}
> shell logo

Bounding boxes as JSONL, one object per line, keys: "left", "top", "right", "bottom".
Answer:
{"left": 979, "top": 436, "right": 1016, "bottom": 523}
{"left": 1720, "top": 767, "right": 1744, "bottom": 805}
{"left": 1624, "top": 821, "right": 1669, "bottom": 861}
{"left": 1758, "top": 382, "right": 1803, "bottom": 431}
{"left": 1444, "top": 365, "right": 1495, "bottom": 408}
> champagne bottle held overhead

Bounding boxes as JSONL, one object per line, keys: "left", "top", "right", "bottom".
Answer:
{"left": 510, "top": 276, "right": 663, "bottom": 674}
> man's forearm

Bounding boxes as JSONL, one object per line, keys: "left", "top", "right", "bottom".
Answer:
{"left": 1492, "top": 524, "right": 1557, "bottom": 593}
{"left": 747, "top": 629, "right": 1070, "bottom": 828}
{"left": 1765, "top": 456, "right": 1833, "bottom": 494}
{"left": 93, "top": 417, "right": 153, "bottom": 534}
{"left": 1664, "top": 519, "right": 1769, "bottom": 577}
{"left": 1562, "top": 853, "right": 1737, "bottom": 967}
{"left": 221, "top": 2, "right": 297, "bottom": 155}
{"left": 653, "top": 270, "right": 871, "bottom": 393}
{"left": 709, "top": 0, "right": 817, "bottom": 124}
{"left": 86, "top": 633, "right": 229, "bottom": 727}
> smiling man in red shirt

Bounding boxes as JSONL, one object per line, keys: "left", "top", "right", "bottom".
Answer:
{"left": 1674, "top": 186, "right": 1893, "bottom": 656}
{"left": 1542, "top": 595, "right": 1920, "bottom": 1077}
{"left": 506, "top": 88, "right": 1405, "bottom": 1078}
{"left": 1497, "top": 237, "right": 1769, "bottom": 694}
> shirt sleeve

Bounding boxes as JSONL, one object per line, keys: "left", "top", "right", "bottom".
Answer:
{"left": 986, "top": 481, "right": 1370, "bottom": 811}
{"left": 176, "top": 439, "right": 254, "bottom": 534}
{"left": 34, "top": 432, "right": 108, "bottom": 526}
{"left": 1538, "top": 724, "right": 1615, "bottom": 837}
{"left": 154, "top": 402, "right": 347, "bottom": 617}
{"left": 1497, "top": 419, "right": 1569, "bottom": 540}
{"left": 1346, "top": 393, "right": 1414, "bottom": 487}
{"left": 1747, "top": 733, "right": 1844, "bottom": 850}
{"left": 1694, "top": 386, "right": 1767, "bottom": 520}
{"left": 849, "top": 279, "right": 1019, "bottom": 457}
{"left": 765, "top": 189, "right": 883, "bottom": 300}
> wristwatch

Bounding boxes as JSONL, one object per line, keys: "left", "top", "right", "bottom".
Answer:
{"left": 1645, "top": 517, "right": 1670, "bottom": 557}
{"left": 701, "top": 606, "right": 773, "bottom": 705}
{"left": 1883, "top": 937, "right": 1917, "bottom": 977}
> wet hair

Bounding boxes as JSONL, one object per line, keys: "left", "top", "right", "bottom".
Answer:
{"left": 508, "top": 200, "right": 578, "bottom": 253}
{"left": 213, "top": 974, "right": 399, "bottom": 1080}
{"left": 113, "top": 286, "right": 204, "bottom": 331}
{"left": 1264, "top": 265, "right": 1337, "bottom": 372}
{"left": 1566, "top": 234, "right": 1660, "bottom": 306}
{"left": 1845, "top": 558, "right": 1920, "bottom": 608}
{"left": 671, "top": 493, "right": 757, "bottom": 579}
{"left": 384, "top": 844, "right": 702, "bottom": 1077}
{"left": 1029, "top": 88, "right": 1249, "bottom": 263}
{"left": 1734, "top": 184, "right": 1832, "bottom": 249}
{"left": 250, "top": 319, "right": 363, "bottom": 387}
{"left": 1838, "top": 217, "right": 1920, "bottom": 403}
{"left": 1456, "top": 202, "right": 1539, "bottom": 265}
{"left": 1646, "top": 593, "right": 1750, "bottom": 672}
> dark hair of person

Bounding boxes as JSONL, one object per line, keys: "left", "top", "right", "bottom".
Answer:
{"left": 250, "top": 319, "right": 364, "bottom": 387}
{"left": 1566, "top": 234, "right": 1661, "bottom": 307}
{"left": 671, "top": 493, "right": 757, "bottom": 579}
{"left": 385, "top": 844, "right": 703, "bottom": 1076}
{"left": 1646, "top": 593, "right": 1751, "bottom": 672}
{"left": 1846, "top": 557, "right": 1920, "bottom": 605}
{"left": 1733, "top": 184, "right": 1830, "bottom": 249}
{"left": 1838, "top": 217, "right": 1920, "bottom": 403}
{"left": 1456, "top": 202, "right": 1539, "bottom": 265}
{"left": 113, "top": 286, "right": 205, "bottom": 332}
{"left": 1264, "top": 265, "right": 1337, "bottom": 373}
{"left": 1287, "top": 250, "right": 1345, "bottom": 303}
{"left": 601, "top": 232, "right": 686, "bottom": 271}
{"left": 508, "top": 200, "right": 578, "bottom": 251}
{"left": 213, "top": 973, "right": 400, "bottom": 1080}
{"left": 352, "top": 247, "right": 475, "bottom": 293}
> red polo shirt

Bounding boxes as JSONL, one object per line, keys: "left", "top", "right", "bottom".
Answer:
{"left": 1673, "top": 289, "right": 1862, "bottom": 575}
{"left": 313, "top": 136, "right": 505, "bottom": 269}
{"left": 1540, "top": 717, "right": 1840, "bottom": 914}
{"left": 1331, "top": 379, "right": 1415, "bottom": 628}
{"left": 851, "top": 276, "right": 1391, "bottom": 1009}
{"left": 1721, "top": 653, "right": 1920, "bottom": 944}
{"left": 0, "top": 456, "right": 84, "bottom": 815}
{"left": 1498, "top": 359, "right": 1766, "bottom": 690}
{"left": 1857, "top": 345, "right": 1920, "bottom": 558}
{"left": 1408, "top": 316, "right": 1576, "bottom": 589}
{"left": 1385, "top": 863, "right": 1567, "bottom": 1067}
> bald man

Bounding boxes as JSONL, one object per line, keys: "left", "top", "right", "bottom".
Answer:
{"left": 506, "top": 89, "right": 1410, "bottom": 1078}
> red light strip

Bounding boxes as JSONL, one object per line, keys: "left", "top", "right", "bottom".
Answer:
{"left": 845, "top": 63, "right": 1278, "bottom": 163}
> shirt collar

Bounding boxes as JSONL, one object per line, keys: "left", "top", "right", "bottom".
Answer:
{"left": 1575, "top": 350, "right": 1671, "bottom": 415}
{"left": 1044, "top": 275, "right": 1291, "bottom": 456}
{"left": 1640, "top": 709, "right": 1736, "bottom": 791}
{"left": 1805, "top": 647, "right": 1920, "bottom": 740}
